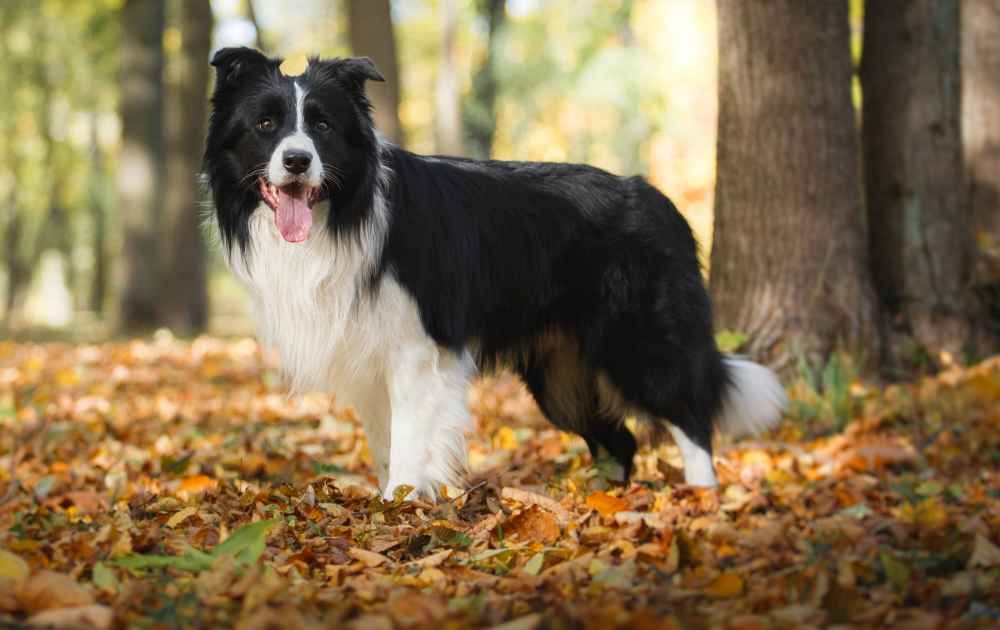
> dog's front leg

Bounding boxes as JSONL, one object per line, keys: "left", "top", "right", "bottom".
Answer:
{"left": 383, "top": 342, "right": 473, "bottom": 500}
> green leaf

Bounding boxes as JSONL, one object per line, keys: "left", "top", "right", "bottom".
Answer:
{"left": 115, "top": 552, "right": 213, "bottom": 573}
{"left": 210, "top": 519, "right": 278, "bottom": 565}
{"left": 715, "top": 330, "right": 748, "bottom": 353}
{"left": 879, "top": 550, "right": 910, "bottom": 592}
{"left": 311, "top": 462, "right": 347, "bottom": 476}
{"left": 33, "top": 475, "right": 55, "bottom": 500}
{"left": 115, "top": 520, "right": 277, "bottom": 574}
{"left": 522, "top": 551, "right": 545, "bottom": 575}
{"left": 915, "top": 481, "right": 943, "bottom": 496}
{"left": 92, "top": 561, "right": 119, "bottom": 593}
{"left": 837, "top": 503, "right": 873, "bottom": 520}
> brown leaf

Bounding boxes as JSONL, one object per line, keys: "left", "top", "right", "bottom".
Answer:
{"left": 503, "top": 506, "right": 560, "bottom": 544}
{"left": 348, "top": 548, "right": 391, "bottom": 568}
{"left": 18, "top": 571, "right": 94, "bottom": 613}
{"left": 501, "top": 487, "right": 572, "bottom": 524}
{"left": 26, "top": 604, "right": 112, "bottom": 629}
{"left": 968, "top": 534, "right": 1000, "bottom": 569}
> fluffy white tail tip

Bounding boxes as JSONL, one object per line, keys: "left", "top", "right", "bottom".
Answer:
{"left": 717, "top": 355, "right": 787, "bottom": 438}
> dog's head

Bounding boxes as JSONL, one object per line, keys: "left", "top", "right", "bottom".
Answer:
{"left": 203, "top": 48, "right": 384, "bottom": 250}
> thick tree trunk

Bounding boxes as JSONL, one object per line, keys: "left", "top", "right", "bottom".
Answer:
{"left": 118, "top": 0, "right": 166, "bottom": 333}
{"left": 963, "top": 0, "right": 1000, "bottom": 335}
{"left": 434, "top": 0, "right": 463, "bottom": 155}
{"left": 463, "top": 0, "right": 505, "bottom": 160}
{"left": 710, "top": 0, "right": 879, "bottom": 371}
{"left": 346, "top": 0, "right": 404, "bottom": 145}
{"left": 161, "top": 0, "right": 212, "bottom": 336}
{"left": 863, "top": 0, "right": 987, "bottom": 360}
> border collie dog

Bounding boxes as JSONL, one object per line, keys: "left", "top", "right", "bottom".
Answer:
{"left": 203, "top": 48, "right": 786, "bottom": 500}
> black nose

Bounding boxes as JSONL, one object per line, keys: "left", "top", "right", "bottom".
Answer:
{"left": 283, "top": 150, "right": 312, "bottom": 174}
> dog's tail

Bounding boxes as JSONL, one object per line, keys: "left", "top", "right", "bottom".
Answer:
{"left": 715, "top": 355, "right": 787, "bottom": 437}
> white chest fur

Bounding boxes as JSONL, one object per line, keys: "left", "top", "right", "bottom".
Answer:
{"left": 226, "top": 204, "right": 408, "bottom": 402}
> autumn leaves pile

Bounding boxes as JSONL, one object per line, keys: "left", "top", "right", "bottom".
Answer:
{"left": 1, "top": 337, "right": 1000, "bottom": 627}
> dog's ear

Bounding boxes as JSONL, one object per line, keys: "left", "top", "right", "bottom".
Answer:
{"left": 210, "top": 47, "right": 273, "bottom": 87}
{"left": 340, "top": 57, "right": 386, "bottom": 86}
{"left": 309, "top": 56, "right": 386, "bottom": 93}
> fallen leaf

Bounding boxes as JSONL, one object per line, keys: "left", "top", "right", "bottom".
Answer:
{"left": 349, "top": 548, "right": 391, "bottom": 568}
{"left": 501, "top": 487, "right": 572, "bottom": 524}
{"left": 586, "top": 491, "right": 629, "bottom": 517}
{"left": 704, "top": 572, "right": 743, "bottom": 598}
{"left": 165, "top": 506, "right": 198, "bottom": 528}
{"left": 968, "top": 534, "right": 1000, "bottom": 569}
{"left": 26, "top": 604, "right": 113, "bottom": 629}
{"left": 0, "top": 550, "right": 29, "bottom": 582}
{"left": 503, "top": 506, "right": 560, "bottom": 544}
{"left": 18, "top": 571, "right": 94, "bottom": 613}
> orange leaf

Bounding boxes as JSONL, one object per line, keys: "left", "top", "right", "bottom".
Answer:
{"left": 586, "top": 492, "right": 629, "bottom": 517}
{"left": 704, "top": 572, "right": 743, "bottom": 598}
{"left": 504, "top": 506, "right": 561, "bottom": 544}
{"left": 176, "top": 475, "right": 216, "bottom": 496}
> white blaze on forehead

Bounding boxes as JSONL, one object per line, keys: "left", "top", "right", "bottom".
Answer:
{"left": 294, "top": 82, "right": 306, "bottom": 133}
{"left": 266, "top": 81, "right": 323, "bottom": 188}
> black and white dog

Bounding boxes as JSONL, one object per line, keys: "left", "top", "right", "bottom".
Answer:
{"left": 203, "top": 48, "right": 786, "bottom": 499}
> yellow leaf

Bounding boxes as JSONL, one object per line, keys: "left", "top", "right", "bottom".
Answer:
{"left": 495, "top": 426, "right": 519, "bottom": 451}
{"left": 704, "top": 572, "right": 743, "bottom": 598}
{"left": 176, "top": 475, "right": 216, "bottom": 496}
{"left": 0, "top": 550, "right": 29, "bottom": 582}
{"left": 165, "top": 506, "right": 199, "bottom": 529}
{"left": 586, "top": 492, "right": 629, "bottom": 517}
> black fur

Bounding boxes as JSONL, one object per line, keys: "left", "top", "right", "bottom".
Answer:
{"left": 204, "top": 49, "right": 731, "bottom": 479}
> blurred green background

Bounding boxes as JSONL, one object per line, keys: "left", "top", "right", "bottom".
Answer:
{"left": 0, "top": 0, "right": 725, "bottom": 339}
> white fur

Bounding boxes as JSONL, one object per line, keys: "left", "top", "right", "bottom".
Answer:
{"left": 717, "top": 355, "right": 787, "bottom": 438}
{"left": 223, "top": 144, "right": 471, "bottom": 499}
{"left": 667, "top": 424, "right": 717, "bottom": 486}
{"left": 266, "top": 83, "right": 323, "bottom": 188}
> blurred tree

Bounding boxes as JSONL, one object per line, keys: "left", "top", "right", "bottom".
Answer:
{"left": 463, "top": 0, "right": 505, "bottom": 159}
{"left": 710, "top": 0, "right": 878, "bottom": 370}
{"left": 435, "top": 0, "right": 463, "bottom": 155}
{"left": 161, "top": 0, "right": 212, "bottom": 335}
{"left": 863, "top": 0, "right": 990, "bottom": 360}
{"left": 347, "top": 0, "right": 404, "bottom": 145}
{"left": 118, "top": 0, "right": 166, "bottom": 332}
{"left": 963, "top": 0, "right": 1000, "bottom": 335}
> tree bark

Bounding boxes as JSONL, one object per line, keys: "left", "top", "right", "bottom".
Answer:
{"left": 118, "top": 0, "right": 166, "bottom": 333}
{"left": 710, "top": 0, "right": 879, "bottom": 371}
{"left": 161, "top": 0, "right": 212, "bottom": 336}
{"left": 963, "top": 0, "right": 1000, "bottom": 333}
{"left": 863, "top": 0, "right": 987, "bottom": 360}
{"left": 434, "top": 0, "right": 463, "bottom": 155}
{"left": 463, "top": 0, "right": 505, "bottom": 160}
{"left": 346, "top": 0, "right": 404, "bottom": 145}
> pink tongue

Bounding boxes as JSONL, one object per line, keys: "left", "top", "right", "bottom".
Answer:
{"left": 274, "top": 188, "right": 313, "bottom": 243}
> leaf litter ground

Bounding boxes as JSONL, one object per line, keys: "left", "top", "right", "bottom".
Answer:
{"left": 1, "top": 335, "right": 999, "bottom": 628}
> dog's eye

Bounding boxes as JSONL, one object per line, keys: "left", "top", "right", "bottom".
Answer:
{"left": 314, "top": 120, "right": 331, "bottom": 133}
{"left": 256, "top": 118, "right": 275, "bottom": 132}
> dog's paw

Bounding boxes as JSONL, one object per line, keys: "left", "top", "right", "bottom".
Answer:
{"left": 381, "top": 479, "right": 436, "bottom": 502}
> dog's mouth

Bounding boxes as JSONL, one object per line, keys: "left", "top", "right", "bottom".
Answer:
{"left": 258, "top": 177, "right": 326, "bottom": 243}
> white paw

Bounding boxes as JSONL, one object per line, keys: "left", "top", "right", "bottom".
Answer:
{"left": 382, "top": 479, "right": 434, "bottom": 502}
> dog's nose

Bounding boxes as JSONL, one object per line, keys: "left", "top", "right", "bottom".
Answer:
{"left": 283, "top": 150, "right": 312, "bottom": 174}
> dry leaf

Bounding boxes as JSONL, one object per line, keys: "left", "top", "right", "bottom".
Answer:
{"left": 704, "top": 572, "right": 743, "bottom": 598}
{"left": 348, "top": 548, "right": 391, "bottom": 568}
{"left": 26, "top": 604, "right": 113, "bottom": 629}
{"left": 0, "top": 550, "right": 29, "bottom": 582}
{"left": 503, "top": 506, "right": 560, "bottom": 544}
{"left": 586, "top": 492, "right": 628, "bottom": 517}
{"left": 501, "top": 487, "right": 572, "bottom": 524}
{"left": 968, "top": 534, "right": 1000, "bottom": 568}
{"left": 18, "top": 571, "right": 94, "bottom": 613}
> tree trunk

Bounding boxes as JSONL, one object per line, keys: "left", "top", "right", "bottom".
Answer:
{"left": 862, "top": 0, "right": 987, "bottom": 360}
{"left": 161, "top": 0, "right": 212, "bottom": 336}
{"left": 710, "top": 0, "right": 879, "bottom": 371}
{"left": 963, "top": 0, "right": 1000, "bottom": 336}
{"left": 118, "top": 0, "right": 166, "bottom": 333}
{"left": 346, "top": 0, "right": 404, "bottom": 145}
{"left": 463, "top": 0, "right": 505, "bottom": 160}
{"left": 434, "top": 0, "right": 463, "bottom": 155}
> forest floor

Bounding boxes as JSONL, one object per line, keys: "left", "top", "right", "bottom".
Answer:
{"left": 1, "top": 335, "right": 999, "bottom": 629}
